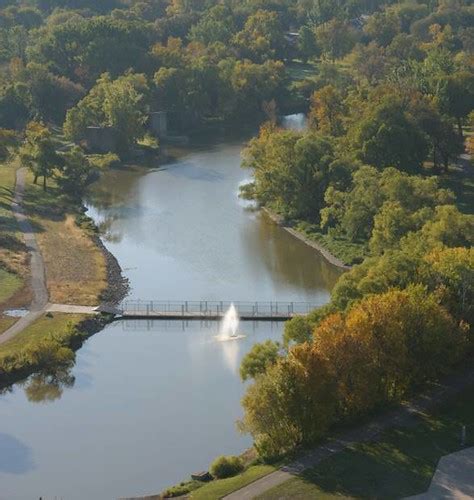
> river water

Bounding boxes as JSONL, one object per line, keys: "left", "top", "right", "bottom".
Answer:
{"left": 0, "top": 124, "right": 341, "bottom": 499}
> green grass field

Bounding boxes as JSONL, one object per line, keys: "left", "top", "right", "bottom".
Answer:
{"left": 0, "top": 161, "right": 27, "bottom": 312}
{"left": 0, "top": 315, "right": 17, "bottom": 335}
{"left": 256, "top": 385, "right": 474, "bottom": 499}
{"left": 190, "top": 465, "right": 277, "bottom": 500}
{"left": 0, "top": 313, "right": 84, "bottom": 360}
{"left": 0, "top": 268, "right": 22, "bottom": 304}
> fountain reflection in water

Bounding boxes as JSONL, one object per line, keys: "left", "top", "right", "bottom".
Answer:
{"left": 218, "top": 303, "right": 245, "bottom": 341}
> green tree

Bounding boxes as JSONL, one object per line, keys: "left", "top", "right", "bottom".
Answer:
{"left": 351, "top": 95, "right": 429, "bottom": 172}
{"left": 189, "top": 5, "right": 235, "bottom": 45}
{"left": 364, "top": 10, "right": 400, "bottom": 47}
{"left": 240, "top": 340, "right": 280, "bottom": 381}
{"left": 315, "top": 19, "right": 358, "bottom": 61}
{"left": 232, "top": 10, "right": 286, "bottom": 63}
{"left": 0, "top": 128, "right": 18, "bottom": 160}
{"left": 243, "top": 127, "right": 334, "bottom": 220}
{"left": 283, "top": 315, "right": 312, "bottom": 347}
{"left": 419, "top": 205, "right": 474, "bottom": 249}
{"left": 298, "top": 25, "right": 319, "bottom": 62}
{"left": 19, "top": 121, "right": 61, "bottom": 190}
{"left": 57, "top": 146, "right": 93, "bottom": 198}
{"left": 440, "top": 72, "right": 474, "bottom": 137}
{"left": 64, "top": 73, "right": 149, "bottom": 154}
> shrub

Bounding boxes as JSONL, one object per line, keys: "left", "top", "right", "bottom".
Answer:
{"left": 161, "top": 480, "right": 201, "bottom": 497}
{"left": 210, "top": 455, "right": 244, "bottom": 479}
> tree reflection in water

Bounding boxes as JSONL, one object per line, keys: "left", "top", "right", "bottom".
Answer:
{"left": 23, "top": 367, "right": 75, "bottom": 403}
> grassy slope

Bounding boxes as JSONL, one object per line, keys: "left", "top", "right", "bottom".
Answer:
{"left": 0, "top": 313, "right": 84, "bottom": 360}
{"left": 0, "top": 268, "right": 22, "bottom": 304}
{"left": 23, "top": 172, "right": 107, "bottom": 305}
{"left": 0, "top": 162, "right": 28, "bottom": 308}
{"left": 190, "top": 465, "right": 277, "bottom": 500}
{"left": 256, "top": 385, "right": 474, "bottom": 500}
{"left": 0, "top": 315, "right": 16, "bottom": 336}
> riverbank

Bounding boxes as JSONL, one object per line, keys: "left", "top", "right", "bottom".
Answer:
{"left": 147, "top": 361, "right": 474, "bottom": 500}
{"left": 0, "top": 161, "right": 30, "bottom": 323}
{"left": 0, "top": 312, "right": 113, "bottom": 391}
{"left": 261, "top": 208, "right": 353, "bottom": 269}
{"left": 0, "top": 160, "right": 127, "bottom": 386}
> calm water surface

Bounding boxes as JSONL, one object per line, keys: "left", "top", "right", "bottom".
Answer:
{"left": 0, "top": 128, "right": 341, "bottom": 499}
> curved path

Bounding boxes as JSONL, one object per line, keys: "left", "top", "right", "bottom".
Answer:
{"left": 223, "top": 367, "right": 474, "bottom": 500}
{"left": 0, "top": 168, "right": 49, "bottom": 344}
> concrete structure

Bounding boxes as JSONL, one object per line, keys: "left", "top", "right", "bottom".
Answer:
{"left": 114, "top": 300, "right": 321, "bottom": 321}
{"left": 406, "top": 447, "right": 474, "bottom": 499}
{"left": 149, "top": 111, "right": 168, "bottom": 137}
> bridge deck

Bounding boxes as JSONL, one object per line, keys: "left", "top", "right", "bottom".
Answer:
{"left": 113, "top": 300, "right": 320, "bottom": 321}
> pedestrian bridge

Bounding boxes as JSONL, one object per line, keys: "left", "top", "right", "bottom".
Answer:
{"left": 103, "top": 300, "right": 321, "bottom": 321}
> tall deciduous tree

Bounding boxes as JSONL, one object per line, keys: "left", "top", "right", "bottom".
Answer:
{"left": 19, "top": 121, "right": 61, "bottom": 190}
{"left": 64, "top": 73, "right": 149, "bottom": 154}
{"left": 350, "top": 95, "right": 429, "bottom": 172}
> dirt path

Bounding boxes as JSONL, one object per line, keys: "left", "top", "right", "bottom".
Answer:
{"left": 0, "top": 168, "right": 49, "bottom": 344}
{"left": 223, "top": 366, "right": 474, "bottom": 500}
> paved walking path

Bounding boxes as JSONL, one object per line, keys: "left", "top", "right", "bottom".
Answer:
{"left": 45, "top": 304, "right": 98, "bottom": 314}
{"left": 0, "top": 169, "right": 99, "bottom": 345}
{"left": 223, "top": 367, "right": 474, "bottom": 500}
{"left": 406, "top": 447, "right": 474, "bottom": 499}
{"left": 0, "top": 168, "right": 49, "bottom": 344}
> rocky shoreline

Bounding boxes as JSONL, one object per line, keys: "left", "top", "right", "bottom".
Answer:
{"left": 261, "top": 208, "right": 351, "bottom": 270}
{"left": 94, "top": 233, "right": 130, "bottom": 306}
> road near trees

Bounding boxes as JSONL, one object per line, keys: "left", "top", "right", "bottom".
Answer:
{"left": 224, "top": 366, "right": 474, "bottom": 499}
{"left": 0, "top": 168, "right": 48, "bottom": 345}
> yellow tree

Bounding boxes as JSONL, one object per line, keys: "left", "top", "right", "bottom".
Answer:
{"left": 309, "top": 85, "right": 345, "bottom": 136}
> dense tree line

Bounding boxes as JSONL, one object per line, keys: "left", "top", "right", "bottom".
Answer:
{"left": 237, "top": 0, "right": 474, "bottom": 459}
{"left": 0, "top": 0, "right": 472, "bottom": 462}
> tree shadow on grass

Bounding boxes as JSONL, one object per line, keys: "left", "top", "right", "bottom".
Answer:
{"left": 296, "top": 414, "right": 469, "bottom": 499}
{"left": 0, "top": 185, "right": 14, "bottom": 201}
{"left": 0, "top": 233, "right": 28, "bottom": 252}
{"left": 23, "top": 187, "right": 68, "bottom": 222}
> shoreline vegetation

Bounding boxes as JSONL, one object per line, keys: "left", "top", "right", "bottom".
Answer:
{"left": 261, "top": 208, "right": 352, "bottom": 269}
{"left": 0, "top": 158, "right": 128, "bottom": 389}
{"left": 156, "top": 362, "right": 474, "bottom": 500}
{"left": 0, "top": 0, "right": 472, "bottom": 497}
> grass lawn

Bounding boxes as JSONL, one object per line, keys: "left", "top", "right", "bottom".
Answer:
{"left": 23, "top": 172, "right": 107, "bottom": 305}
{"left": 0, "top": 315, "right": 17, "bottom": 335}
{"left": 0, "top": 268, "right": 22, "bottom": 304}
{"left": 0, "top": 161, "right": 28, "bottom": 308}
{"left": 0, "top": 313, "right": 84, "bottom": 360}
{"left": 256, "top": 385, "right": 474, "bottom": 499}
{"left": 295, "top": 221, "right": 367, "bottom": 266}
{"left": 287, "top": 61, "right": 319, "bottom": 82}
{"left": 190, "top": 465, "right": 277, "bottom": 500}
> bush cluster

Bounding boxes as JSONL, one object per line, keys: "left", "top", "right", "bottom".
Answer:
{"left": 210, "top": 455, "right": 244, "bottom": 479}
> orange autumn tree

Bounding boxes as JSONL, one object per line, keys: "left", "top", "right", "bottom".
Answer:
{"left": 241, "top": 286, "right": 467, "bottom": 458}
{"left": 240, "top": 344, "right": 336, "bottom": 458}
{"left": 315, "top": 286, "right": 467, "bottom": 416}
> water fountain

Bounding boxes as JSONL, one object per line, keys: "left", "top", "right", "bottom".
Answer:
{"left": 217, "top": 303, "right": 245, "bottom": 341}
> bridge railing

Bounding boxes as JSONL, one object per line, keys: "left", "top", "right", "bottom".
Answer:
{"left": 120, "top": 300, "right": 320, "bottom": 317}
